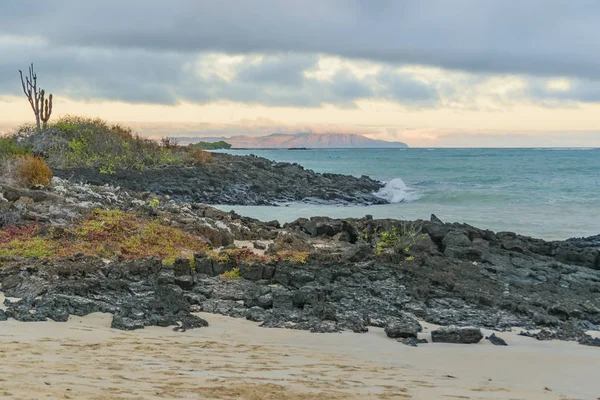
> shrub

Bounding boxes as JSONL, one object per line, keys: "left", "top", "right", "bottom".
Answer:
{"left": 9, "top": 116, "right": 220, "bottom": 173}
{"left": 160, "top": 137, "right": 180, "bottom": 150}
{"left": 190, "top": 140, "right": 231, "bottom": 150}
{"left": 17, "top": 155, "right": 53, "bottom": 186}
{"left": 187, "top": 148, "right": 212, "bottom": 165}
{"left": 12, "top": 116, "right": 186, "bottom": 173}
{"left": 0, "top": 137, "right": 30, "bottom": 157}
{"left": 375, "top": 222, "right": 422, "bottom": 255}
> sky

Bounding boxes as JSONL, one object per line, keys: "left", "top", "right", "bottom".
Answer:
{"left": 1, "top": 0, "right": 599, "bottom": 147}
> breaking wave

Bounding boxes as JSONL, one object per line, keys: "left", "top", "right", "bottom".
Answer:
{"left": 373, "top": 177, "right": 421, "bottom": 203}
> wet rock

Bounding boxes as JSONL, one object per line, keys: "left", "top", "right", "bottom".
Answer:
{"left": 486, "top": 333, "right": 508, "bottom": 346}
{"left": 431, "top": 327, "right": 483, "bottom": 344}
{"left": 0, "top": 309, "right": 7, "bottom": 321}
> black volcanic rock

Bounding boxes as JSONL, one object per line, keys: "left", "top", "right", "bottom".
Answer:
{"left": 54, "top": 153, "right": 386, "bottom": 206}
{"left": 431, "top": 327, "right": 484, "bottom": 344}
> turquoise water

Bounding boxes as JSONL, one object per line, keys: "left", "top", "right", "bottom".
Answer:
{"left": 213, "top": 148, "right": 600, "bottom": 240}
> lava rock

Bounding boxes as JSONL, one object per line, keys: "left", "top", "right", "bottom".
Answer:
{"left": 173, "top": 258, "right": 192, "bottom": 277}
{"left": 400, "top": 337, "right": 428, "bottom": 347}
{"left": 486, "top": 333, "right": 508, "bottom": 346}
{"left": 578, "top": 336, "right": 600, "bottom": 347}
{"left": 384, "top": 316, "right": 422, "bottom": 339}
{"left": 431, "top": 327, "right": 483, "bottom": 344}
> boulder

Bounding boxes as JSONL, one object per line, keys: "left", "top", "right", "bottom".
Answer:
{"left": 486, "top": 333, "right": 508, "bottom": 346}
{"left": 431, "top": 327, "right": 483, "bottom": 344}
{"left": 384, "top": 316, "right": 422, "bottom": 339}
{"left": 173, "top": 258, "right": 192, "bottom": 276}
{"left": 239, "top": 261, "right": 264, "bottom": 281}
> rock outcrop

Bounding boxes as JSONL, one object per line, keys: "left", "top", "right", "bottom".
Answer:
{"left": 1, "top": 180, "right": 599, "bottom": 347}
{"left": 54, "top": 152, "right": 386, "bottom": 206}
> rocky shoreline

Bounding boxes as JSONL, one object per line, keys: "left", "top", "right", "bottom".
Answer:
{"left": 1, "top": 177, "right": 599, "bottom": 348}
{"left": 54, "top": 152, "right": 387, "bottom": 206}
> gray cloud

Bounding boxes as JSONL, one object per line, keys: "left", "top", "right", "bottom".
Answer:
{"left": 527, "top": 79, "right": 600, "bottom": 104}
{"left": 2, "top": 0, "right": 600, "bottom": 79}
{"left": 1, "top": 1, "right": 600, "bottom": 108}
{"left": 0, "top": 36, "right": 441, "bottom": 107}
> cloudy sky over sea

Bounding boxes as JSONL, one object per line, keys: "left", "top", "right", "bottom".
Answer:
{"left": 1, "top": 1, "right": 599, "bottom": 146}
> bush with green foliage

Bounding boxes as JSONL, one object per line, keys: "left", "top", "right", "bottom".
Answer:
{"left": 9, "top": 116, "right": 196, "bottom": 173}
{"left": 375, "top": 222, "right": 422, "bottom": 257}
{"left": 0, "top": 137, "right": 30, "bottom": 158}
{"left": 190, "top": 141, "right": 232, "bottom": 150}
{"left": 220, "top": 267, "right": 241, "bottom": 279}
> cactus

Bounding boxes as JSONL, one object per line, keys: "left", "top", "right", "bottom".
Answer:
{"left": 18, "top": 63, "right": 54, "bottom": 129}
{"left": 40, "top": 90, "right": 53, "bottom": 128}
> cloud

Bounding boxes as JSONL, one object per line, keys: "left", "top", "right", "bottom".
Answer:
{"left": 2, "top": 0, "right": 600, "bottom": 79}
{"left": 0, "top": 37, "right": 440, "bottom": 107}
{"left": 1, "top": 1, "right": 600, "bottom": 111}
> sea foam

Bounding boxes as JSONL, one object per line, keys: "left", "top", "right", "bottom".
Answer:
{"left": 374, "top": 178, "right": 420, "bottom": 203}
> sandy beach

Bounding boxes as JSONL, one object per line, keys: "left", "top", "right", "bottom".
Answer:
{"left": 0, "top": 309, "right": 598, "bottom": 400}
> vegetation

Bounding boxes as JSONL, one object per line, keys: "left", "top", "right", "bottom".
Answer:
{"left": 190, "top": 141, "right": 232, "bottom": 150}
{"left": 18, "top": 63, "right": 53, "bottom": 129}
{"left": 8, "top": 116, "right": 212, "bottom": 174}
{"left": 0, "top": 209, "right": 208, "bottom": 262}
{"left": 187, "top": 148, "right": 213, "bottom": 165}
{"left": 17, "top": 155, "right": 53, "bottom": 186}
{"left": 220, "top": 268, "right": 241, "bottom": 279}
{"left": 0, "top": 208, "right": 310, "bottom": 268}
{"left": 375, "top": 222, "right": 422, "bottom": 258}
{"left": 0, "top": 137, "right": 30, "bottom": 157}
{"left": 206, "top": 247, "right": 309, "bottom": 266}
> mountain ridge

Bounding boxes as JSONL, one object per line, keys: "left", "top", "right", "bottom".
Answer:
{"left": 178, "top": 132, "right": 408, "bottom": 148}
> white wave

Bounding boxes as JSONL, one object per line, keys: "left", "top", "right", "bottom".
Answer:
{"left": 374, "top": 177, "right": 421, "bottom": 203}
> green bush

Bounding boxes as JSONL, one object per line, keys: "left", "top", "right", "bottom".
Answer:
{"left": 0, "top": 137, "right": 30, "bottom": 158}
{"left": 190, "top": 141, "right": 232, "bottom": 150}
{"left": 11, "top": 116, "right": 189, "bottom": 173}
{"left": 375, "top": 222, "right": 422, "bottom": 256}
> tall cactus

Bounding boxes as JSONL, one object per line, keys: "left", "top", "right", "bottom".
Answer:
{"left": 40, "top": 90, "right": 53, "bottom": 128}
{"left": 19, "top": 63, "right": 54, "bottom": 129}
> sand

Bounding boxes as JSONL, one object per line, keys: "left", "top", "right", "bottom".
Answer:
{"left": 0, "top": 307, "right": 599, "bottom": 400}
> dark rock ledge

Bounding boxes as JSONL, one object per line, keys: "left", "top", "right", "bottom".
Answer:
{"left": 54, "top": 152, "right": 387, "bottom": 206}
{"left": 1, "top": 179, "right": 599, "bottom": 347}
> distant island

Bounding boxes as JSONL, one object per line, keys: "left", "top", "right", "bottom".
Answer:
{"left": 189, "top": 140, "right": 232, "bottom": 150}
{"left": 183, "top": 132, "right": 408, "bottom": 149}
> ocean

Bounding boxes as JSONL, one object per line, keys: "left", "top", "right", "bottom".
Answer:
{"left": 213, "top": 148, "right": 600, "bottom": 240}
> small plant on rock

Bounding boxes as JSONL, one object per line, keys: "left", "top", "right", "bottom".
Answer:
{"left": 220, "top": 267, "right": 241, "bottom": 279}
{"left": 375, "top": 222, "right": 422, "bottom": 257}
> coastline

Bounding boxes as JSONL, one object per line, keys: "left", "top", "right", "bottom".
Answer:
{"left": 1, "top": 153, "right": 599, "bottom": 400}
